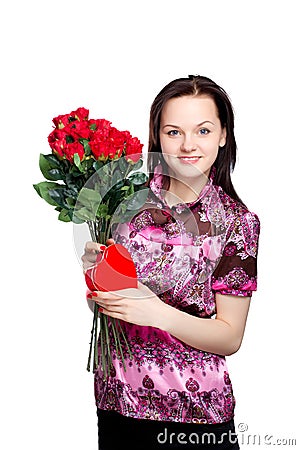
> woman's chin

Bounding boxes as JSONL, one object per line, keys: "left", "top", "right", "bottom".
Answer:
{"left": 169, "top": 162, "right": 208, "bottom": 181}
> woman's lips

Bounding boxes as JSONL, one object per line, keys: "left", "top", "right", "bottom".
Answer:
{"left": 178, "top": 156, "right": 202, "bottom": 164}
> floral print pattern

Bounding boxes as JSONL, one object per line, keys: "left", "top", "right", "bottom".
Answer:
{"left": 94, "top": 166, "right": 260, "bottom": 424}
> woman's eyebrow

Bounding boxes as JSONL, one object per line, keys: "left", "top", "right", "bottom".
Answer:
{"left": 162, "top": 120, "right": 215, "bottom": 129}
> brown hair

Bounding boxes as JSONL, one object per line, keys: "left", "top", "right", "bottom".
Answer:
{"left": 147, "top": 75, "right": 245, "bottom": 206}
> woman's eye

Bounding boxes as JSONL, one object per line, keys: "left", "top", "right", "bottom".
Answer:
{"left": 167, "top": 130, "right": 180, "bottom": 136}
{"left": 199, "top": 128, "right": 210, "bottom": 135}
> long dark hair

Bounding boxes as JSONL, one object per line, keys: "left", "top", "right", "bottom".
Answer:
{"left": 147, "top": 75, "right": 245, "bottom": 206}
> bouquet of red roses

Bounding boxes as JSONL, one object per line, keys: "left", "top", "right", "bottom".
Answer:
{"left": 33, "top": 107, "right": 148, "bottom": 377}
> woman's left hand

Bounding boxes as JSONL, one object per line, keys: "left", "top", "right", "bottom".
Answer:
{"left": 88, "top": 282, "right": 168, "bottom": 328}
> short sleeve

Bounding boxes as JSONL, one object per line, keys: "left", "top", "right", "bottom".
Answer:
{"left": 211, "top": 211, "right": 260, "bottom": 297}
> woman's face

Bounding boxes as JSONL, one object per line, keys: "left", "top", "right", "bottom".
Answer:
{"left": 159, "top": 95, "right": 226, "bottom": 181}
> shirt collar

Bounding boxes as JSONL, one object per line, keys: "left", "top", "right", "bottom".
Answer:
{"left": 149, "top": 164, "right": 216, "bottom": 209}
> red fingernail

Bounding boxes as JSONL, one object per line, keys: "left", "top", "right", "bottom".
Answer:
{"left": 99, "top": 308, "right": 103, "bottom": 312}
{"left": 87, "top": 292, "right": 98, "bottom": 299}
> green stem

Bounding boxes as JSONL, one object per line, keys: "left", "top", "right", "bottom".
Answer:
{"left": 100, "top": 314, "right": 107, "bottom": 379}
{"left": 86, "top": 217, "right": 133, "bottom": 377}
{"left": 104, "top": 316, "right": 112, "bottom": 374}
{"left": 87, "top": 221, "right": 97, "bottom": 242}
{"left": 110, "top": 320, "right": 120, "bottom": 360}
{"left": 86, "top": 303, "right": 98, "bottom": 372}
{"left": 104, "top": 218, "right": 110, "bottom": 241}
{"left": 111, "top": 320, "right": 126, "bottom": 372}
{"left": 117, "top": 319, "right": 133, "bottom": 361}
{"left": 93, "top": 304, "right": 99, "bottom": 372}
{"left": 123, "top": 163, "right": 132, "bottom": 180}
{"left": 94, "top": 221, "right": 98, "bottom": 241}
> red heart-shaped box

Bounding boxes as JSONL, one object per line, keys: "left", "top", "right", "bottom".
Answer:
{"left": 85, "top": 243, "right": 137, "bottom": 292}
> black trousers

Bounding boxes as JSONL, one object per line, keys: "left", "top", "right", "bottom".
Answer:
{"left": 97, "top": 409, "right": 240, "bottom": 450}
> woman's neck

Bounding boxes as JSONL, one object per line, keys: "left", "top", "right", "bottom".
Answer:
{"left": 164, "top": 175, "right": 208, "bottom": 207}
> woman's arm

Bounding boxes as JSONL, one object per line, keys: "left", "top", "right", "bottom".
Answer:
{"left": 157, "top": 293, "right": 251, "bottom": 356}
{"left": 91, "top": 285, "right": 251, "bottom": 356}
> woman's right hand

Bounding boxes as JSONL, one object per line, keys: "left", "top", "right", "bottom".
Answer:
{"left": 81, "top": 238, "right": 115, "bottom": 272}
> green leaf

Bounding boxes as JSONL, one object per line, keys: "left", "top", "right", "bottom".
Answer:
{"left": 131, "top": 158, "right": 143, "bottom": 170}
{"left": 39, "top": 154, "right": 65, "bottom": 181}
{"left": 117, "top": 157, "right": 129, "bottom": 173}
{"left": 127, "top": 171, "right": 148, "bottom": 185}
{"left": 58, "top": 209, "right": 72, "bottom": 222}
{"left": 100, "top": 163, "right": 111, "bottom": 176}
{"left": 77, "top": 187, "right": 101, "bottom": 205}
{"left": 112, "top": 169, "right": 122, "bottom": 186}
{"left": 74, "top": 153, "right": 85, "bottom": 173}
{"left": 96, "top": 204, "right": 109, "bottom": 219}
{"left": 70, "top": 164, "right": 84, "bottom": 178}
{"left": 74, "top": 187, "right": 102, "bottom": 222}
{"left": 42, "top": 154, "right": 62, "bottom": 168}
{"left": 120, "top": 203, "right": 128, "bottom": 213}
{"left": 71, "top": 214, "right": 85, "bottom": 224}
{"left": 49, "top": 188, "right": 69, "bottom": 208}
{"left": 125, "top": 188, "right": 149, "bottom": 210}
{"left": 65, "top": 173, "right": 82, "bottom": 192}
{"left": 66, "top": 197, "right": 76, "bottom": 207}
{"left": 82, "top": 139, "right": 91, "bottom": 156}
{"left": 33, "top": 181, "right": 63, "bottom": 206}
{"left": 47, "top": 168, "right": 65, "bottom": 180}
{"left": 73, "top": 152, "right": 80, "bottom": 166}
{"left": 93, "top": 160, "right": 103, "bottom": 172}
{"left": 81, "top": 158, "right": 94, "bottom": 171}
{"left": 73, "top": 206, "right": 96, "bottom": 221}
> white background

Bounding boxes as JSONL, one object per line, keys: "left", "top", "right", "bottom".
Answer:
{"left": 1, "top": 0, "right": 299, "bottom": 448}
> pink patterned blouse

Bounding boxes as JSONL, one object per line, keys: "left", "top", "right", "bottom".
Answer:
{"left": 94, "top": 165, "right": 260, "bottom": 424}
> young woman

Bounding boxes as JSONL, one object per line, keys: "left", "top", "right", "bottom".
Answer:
{"left": 82, "top": 75, "right": 260, "bottom": 449}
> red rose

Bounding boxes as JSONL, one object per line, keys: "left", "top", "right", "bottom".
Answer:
{"left": 89, "top": 124, "right": 125, "bottom": 160}
{"left": 72, "top": 107, "right": 89, "bottom": 121}
{"left": 63, "top": 142, "right": 85, "bottom": 162}
{"left": 107, "top": 142, "right": 121, "bottom": 159}
{"left": 52, "top": 107, "right": 89, "bottom": 129}
{"left": 63, "top": 121, "right": 91, "bottom": 140}
{"left": 52, "top": 113, "right": 70, "bottom": 129}
{"left": 125, "top": 136, "right": 143, "bottom": 163}
{"left": 89, "top": 126, "right": 109, "bottom": 160}
{"left": 108, "top": 127, "right": 126, "bottom": 158}
{"left": 89, "top": 138, "right": 110, "bottom": 160}
{"left": 48, "top": 129, "right": 67, "bottom": 157}
{"left": 88, "top": 118, "right": 111, "bottom": 133}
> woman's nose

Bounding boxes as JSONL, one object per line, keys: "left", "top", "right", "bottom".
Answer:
{"left": 181, "top": 135, "right": 197, "bottom": 152}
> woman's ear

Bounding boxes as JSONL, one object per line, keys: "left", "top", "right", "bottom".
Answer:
{"left": 219, "top": 127, "right": 227, "bottom": 148}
